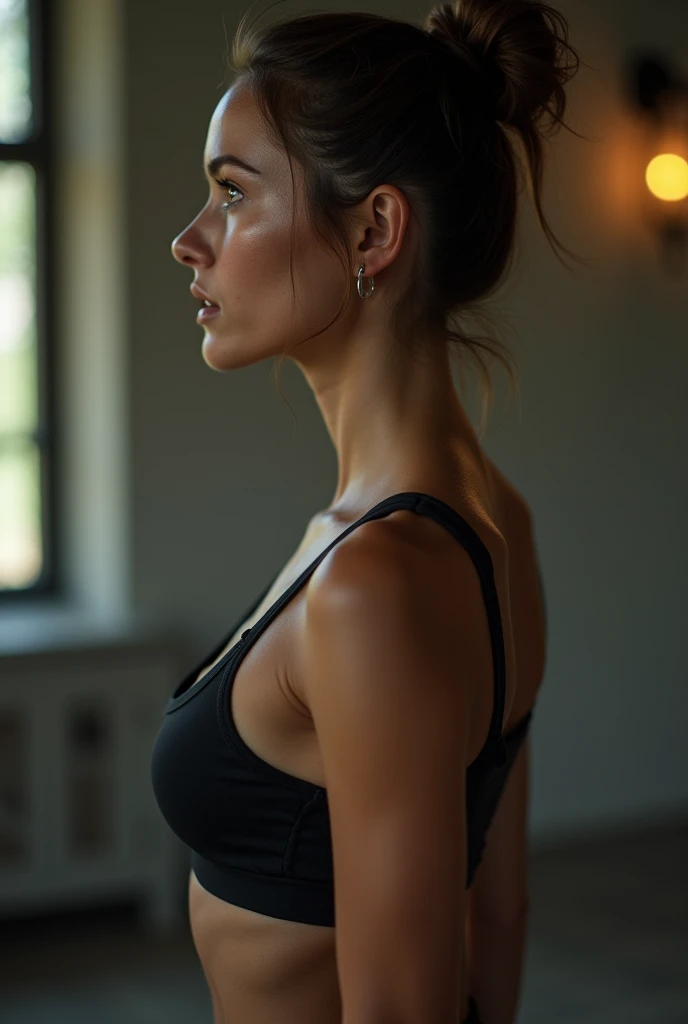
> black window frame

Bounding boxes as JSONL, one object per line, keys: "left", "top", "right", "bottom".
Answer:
{"left": 0, "top": 0, "right": 59, "bottom": 602}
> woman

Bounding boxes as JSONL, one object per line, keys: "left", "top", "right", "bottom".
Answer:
{"left": 152, "top": 1, "right": 577, "bottom": 1021}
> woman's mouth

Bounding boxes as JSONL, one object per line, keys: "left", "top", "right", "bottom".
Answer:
{"left": 196, "top": 302, "right": 221, "bottom": 323}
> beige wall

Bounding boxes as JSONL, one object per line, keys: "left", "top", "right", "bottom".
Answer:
{"left": 122, "top": 0, "right": 688, "bottom": 842}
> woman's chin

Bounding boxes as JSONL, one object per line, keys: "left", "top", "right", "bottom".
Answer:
{"left": 201, "top": 333, "right": 252, "bottom": 372}
{"left": 201, "top": 333, "right": 231, "bottom": 371}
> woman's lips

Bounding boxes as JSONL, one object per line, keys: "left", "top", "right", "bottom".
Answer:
{"left": 196, "top": 304, "right": 221, "bottom": 323}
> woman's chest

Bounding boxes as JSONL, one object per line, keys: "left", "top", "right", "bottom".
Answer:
{"left": 188, "top": 507, "right": 383, "bottom": 785}
{"left": 184, "top": 469, "right": 524, "bottom": 799}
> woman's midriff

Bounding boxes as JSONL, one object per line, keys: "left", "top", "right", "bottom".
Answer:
{"left": 188, "top": 868, "right": 343, "bottom": 1024}
{"left": 189, "top": 866, "right": 472, "bottom": 1023}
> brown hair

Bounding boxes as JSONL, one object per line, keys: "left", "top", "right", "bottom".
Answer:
{"left": 226, "top": 0, "right": 585, "bottom": 437}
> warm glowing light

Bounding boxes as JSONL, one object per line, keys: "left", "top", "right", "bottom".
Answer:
{"left": 645, "top": 153, "right": 688, "bottom": 201}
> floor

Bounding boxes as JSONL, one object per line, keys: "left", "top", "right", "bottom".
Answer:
{"left": 0, "top": 818, "right": 686, "bottom": 1024}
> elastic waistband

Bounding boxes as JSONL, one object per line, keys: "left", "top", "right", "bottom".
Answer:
{"left": 191, "top": 852, "right": 335, "bottom": 927}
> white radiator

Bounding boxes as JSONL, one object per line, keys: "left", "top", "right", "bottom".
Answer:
{"left": 0, "top": 625, "right": 191, "bottom": 933}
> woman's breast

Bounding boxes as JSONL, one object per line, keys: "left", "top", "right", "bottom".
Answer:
{"left": 188, "top": 868, "right": 342, "bottom": 1024}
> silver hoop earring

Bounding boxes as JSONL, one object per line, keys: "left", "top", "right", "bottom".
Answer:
{"left": 357, "top": 263, "right": 374, "bottom": 299}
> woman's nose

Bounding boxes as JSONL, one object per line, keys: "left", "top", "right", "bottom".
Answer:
{"left": 171, "top": 228, "right": 197, "bottom": 266}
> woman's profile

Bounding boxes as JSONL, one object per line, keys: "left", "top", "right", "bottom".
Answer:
{"left": 152, "top": 1, "right": 579, "bottom": 1021}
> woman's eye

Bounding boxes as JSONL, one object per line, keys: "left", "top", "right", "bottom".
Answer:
{"left": 213, "top": 176, "right": 244, "bottom": 211}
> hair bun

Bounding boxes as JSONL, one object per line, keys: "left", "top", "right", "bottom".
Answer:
{"left": 425, "top": 2, "right": 504, "bottom": 119}
{"left": 425, "top": 0, "right": 580, "bottom": 128}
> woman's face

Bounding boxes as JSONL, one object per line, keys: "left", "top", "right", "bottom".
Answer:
{"left": 171, "top": 84, "right": 348, "bottom": 372}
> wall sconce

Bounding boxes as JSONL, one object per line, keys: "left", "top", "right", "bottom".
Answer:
{"left": 627, "top": 54, "right": 688, "bottom": 275}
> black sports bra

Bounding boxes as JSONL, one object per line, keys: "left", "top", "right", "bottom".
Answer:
{"left": 150, "top": 491, "right": 537, "bottom": 927}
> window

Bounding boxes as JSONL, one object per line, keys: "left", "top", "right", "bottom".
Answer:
{"left": 0, "top": 0, "right": 56, "bottom": 599}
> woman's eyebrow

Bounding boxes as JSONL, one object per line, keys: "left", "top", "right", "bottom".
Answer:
{"left": 205, "top": 154, "right": 262, "bottom": 178}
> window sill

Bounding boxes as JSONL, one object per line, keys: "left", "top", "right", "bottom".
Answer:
{"left": 0, "top": 601, "right": 177, "bottom": 658}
